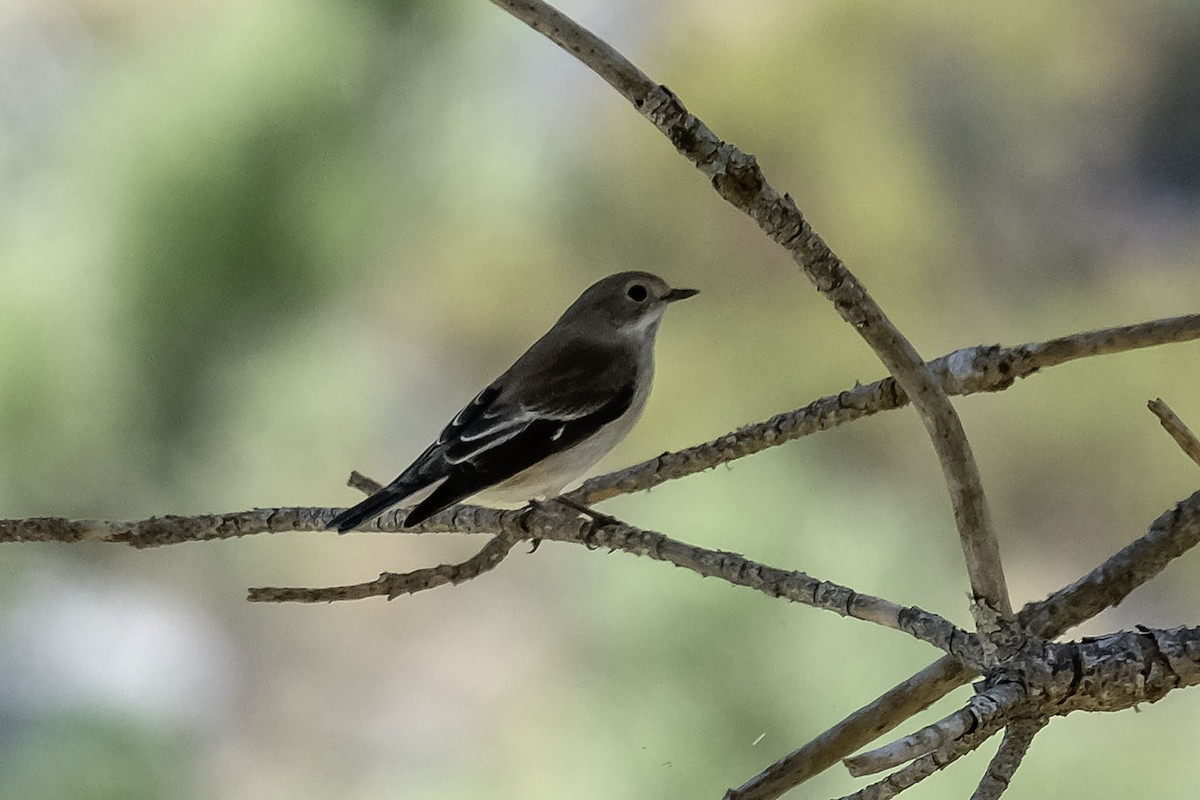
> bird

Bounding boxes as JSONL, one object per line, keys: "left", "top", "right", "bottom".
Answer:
{"left": 328, "top": 271, "right": 698, "bottom": 532}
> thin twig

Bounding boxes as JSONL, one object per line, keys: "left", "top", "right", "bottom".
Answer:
{"left": 1148, "top": 399, "right": 1200, "bottom": 468}
{"left": 843, "top": 708, "right": 975, "bottom": 778}
{"left": 1018, "top": 489, "right": 1200, "bottom": 639}
{"left": 348, "top": 470, "right": 385, "bottom": 495}
{"left": 969, "top": 719, "right": 1043, "bottom": 800}
{"left": 247, "top": 533, "right": 518, "bottom": 602}
{"left": 486, "top": 0, "right": 1012, "bottom": 623}
{"left": 724, "top": 656, "right": 971, "bottom": 800}
{"left": 844, "top": 683, "right": 1023, "bottom": 777}
{"left": 833, "top": 720, "right": 1006, "bottom": 800}
{"left": 1022, "top": 315, "right": 1200, "bottom": 371}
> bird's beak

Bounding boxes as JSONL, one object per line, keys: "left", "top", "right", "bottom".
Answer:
{"left": 664, "top": 287, "right": 699, "bottom": 303}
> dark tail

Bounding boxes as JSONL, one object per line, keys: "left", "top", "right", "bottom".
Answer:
{"left": 328, "top": 486, "right": 412, "bottom": 533}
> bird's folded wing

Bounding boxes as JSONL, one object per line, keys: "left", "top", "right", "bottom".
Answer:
{"left": 440, "top": 336, "right": 638, "bottom": 477}
{"left": 400, "top": 336, "right": 639, "bottom": 526}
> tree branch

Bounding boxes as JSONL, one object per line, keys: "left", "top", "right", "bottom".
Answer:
{"left": 574, "top": 314, "right": 1200, "bottom": 505}
{"left": 832, "top": 719, "right": 1006, "bottom": 800}
{"left": 969, "top": 719, "right": 1043, "bottom": 800}
{"left": 1018, "top": 490, "right": 1200, "bottom": 639}
{"left": 724, "top": 656, "right": 972, "bottom": 800}
{"left": 246, "top": 533, "right": 519, "bottom": 602}
{"left": 538, "top": 515, "right": 982, "bottom": 663}
{"left": 347, "top": 470, "right": 385, "bottom": 495}
{"left": 1148, "top": 398, "right": 1200, "bottom": 469}
{"left": 257, "top": 504, "right": 987, "bottom": 661}
{"left": 844, "top": 684, "right": 1023, "bottom": 777}
{"left": 842, "top": 623, "right": 1200, "bottom": 796}
{"left": 0, "top": 505, "right": 973, "bottom": 650}
{"left": 6, "top": 316, "right": 1195, "bottom": 548}
{"left": 727, "top": 489, "right": 1200, "bottom": 799}
{"left": 486, "top": 0, "right": 1012, "bottom": 622}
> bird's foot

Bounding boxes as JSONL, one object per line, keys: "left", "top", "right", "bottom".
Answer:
{"left": 522, "top": 500, "right": 550, "bottom": 552}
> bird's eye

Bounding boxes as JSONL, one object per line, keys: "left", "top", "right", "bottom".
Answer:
{"left": 627, "top": 284, "right": 648, "bottom": 302}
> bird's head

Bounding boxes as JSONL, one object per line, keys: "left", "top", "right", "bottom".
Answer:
{"left": 562, "top": 271, "right": 698, "bottom": 336}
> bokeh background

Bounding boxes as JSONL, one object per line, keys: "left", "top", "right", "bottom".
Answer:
{"left": 2, "top": 1, "right": 1200, "bottom": 798}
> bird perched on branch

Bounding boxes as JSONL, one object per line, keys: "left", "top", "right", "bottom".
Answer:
{"left": 328, "top": 271, "right": 698, "bottom": 532}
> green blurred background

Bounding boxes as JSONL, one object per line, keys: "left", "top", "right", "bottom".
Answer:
{"left": 2, "top": 1, "right": 1200, "bottom": 798}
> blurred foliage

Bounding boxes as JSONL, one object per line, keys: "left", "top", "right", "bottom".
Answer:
{"left": 0, "top": 713, "right": 188, "bottom": 800}
{"left": 2, "top": 1, "right": 1200, "bottom": 798}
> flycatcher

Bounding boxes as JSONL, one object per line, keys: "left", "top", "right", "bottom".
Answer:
{"left": 329, "top": 271, "right": 697, "bottom": 531}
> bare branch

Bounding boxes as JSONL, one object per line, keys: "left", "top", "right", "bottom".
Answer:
{"left": 6, "top": 477, "right": 1198, "bottom": 659}
{"left": 724, "top": 656, "right": 972, "bottom": 800}
{"left": 1018, "top": 490, "right": 1200, "bottom": 639}
{"left": 969, "top": 719, "right": 1043, "bottom": 800}
{"left": 552, "top": 517, "right": 981, "bottom": 662}
{"left": 15, "top": 498, "right": 975, "bottom": 655}
{"left": 845, "top": 491, "right": 1200, "bottom": 776}
{"left": 0, "top": 508, "right": 332, "bottom": 548}
{"left": 348, "top": 470, "right": 385, "bottom": 495}
{"left": 732, "top": 489, "right": 1200, "bottom": 799}
{"left": 245, "top": 504, "right": 986, "bottom": 661}
{"left": 843, "top": 708, "right": 975, "bottom": 779}
{"left": 1021, "top": 314, "right": 1200, "bottom": 371}
{"left": 6, "top": 317, "right": 1195, "bottom": 548}
{"left": 576, "top": 314, "right": 1200, "bottom": 505}
{"left": 844, "top": 683, "right": 1023, "bottom": 777}
{"left": 1148, "top": 398, "right": 1200, "bottom": 468}
{"left": 844, "top": 623, "right": 1200, "bottom": 794}
{"left": 487, "top": 0, "right": 1011, "bottom": 621}
{"left": 832, "top": 720, "right": 1006, "bottom": 800}
{"left": 247, "top": 533, "right": 518, "bottom": 603}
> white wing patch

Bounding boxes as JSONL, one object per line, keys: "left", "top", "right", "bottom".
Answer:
{"left": 444, "top": 422, "right": 533, "bottom": 466}
{"left": 457, "top": 409, "right": 537, "bottom": 443}
{"left": 452, "top": 389, "right": 490, "bottom": 426}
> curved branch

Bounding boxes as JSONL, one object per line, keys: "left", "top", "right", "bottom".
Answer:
{"left": 247, "top": 533, "right": 518, "bottom": 602}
